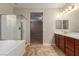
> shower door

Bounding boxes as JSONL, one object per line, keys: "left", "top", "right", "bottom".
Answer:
{"left": 1, "top": 15, "right": 17, "bottom": 40}
{"left": 0, "top": 15, "right": 26, "bottom": 40}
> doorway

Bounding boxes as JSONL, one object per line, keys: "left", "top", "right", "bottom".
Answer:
{"left": 30, "top": 12, "right": 43, "bottom": 44}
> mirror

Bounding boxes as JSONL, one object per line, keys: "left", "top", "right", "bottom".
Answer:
{"left": 56, "top": 20, "right": 62, "bottom": 29}
{"left": 63, "top": 20, "right": 69, "bottom": 29}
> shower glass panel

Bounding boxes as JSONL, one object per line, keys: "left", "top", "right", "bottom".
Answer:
{"left": 0, "top": 15, "right": 25, "bottom": 40}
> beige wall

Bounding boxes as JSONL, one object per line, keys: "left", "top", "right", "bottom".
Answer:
{"left": 14, "top": 8, "right": 58, "bottom": 45}
{"left": 43, "top": 8, "right": 58, "bottom": 45}
{"left": 0, "top": 3, "right": 14, "bottom": 14}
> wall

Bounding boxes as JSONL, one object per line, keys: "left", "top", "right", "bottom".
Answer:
{"left": 14, "top": 8, "right": 58, "bottom": 45}
{"left": 43, "top": 8, "right": 57, "bottom": 45}
{"left": 0, "top": 3, "right": 14, "bottom": 14}
{"left": 64, "top": 8, "right": 79, "bottom": 32}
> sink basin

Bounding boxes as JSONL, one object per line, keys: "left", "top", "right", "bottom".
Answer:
{"left": 63, "top": 32, "right": 68, "bottom": 34}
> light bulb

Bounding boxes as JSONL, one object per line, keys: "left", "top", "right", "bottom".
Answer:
{"left": 63, "top": 11, "right": 65, "bottom": 13}
{"left": 57, "top": 14, "right": 60, "bottom": 18}
{"left": 65, "top": 9, "right": 68, "bottom": 12}
{"left": 68, "top": 6, "right": 72, "bottom": 10}
{"left": 60, "top": 13, "right": 63, "bottom": 15}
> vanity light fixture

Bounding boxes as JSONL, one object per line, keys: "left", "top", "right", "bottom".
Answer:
{"left": 58, "top": 4, "right": 75, "bottom": 18}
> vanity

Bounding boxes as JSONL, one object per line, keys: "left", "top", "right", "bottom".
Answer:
{"left": 55, "top": 32, "right": 79, "bottom": 56}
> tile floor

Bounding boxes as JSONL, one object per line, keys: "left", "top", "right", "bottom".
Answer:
{"left": 24, "top": 44, "right": 65, "bottom": 56}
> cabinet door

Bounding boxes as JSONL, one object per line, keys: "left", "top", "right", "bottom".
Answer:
{"left": 55, "top": 34, "right": 65, "bottom": 52}
{"left": 59, "top": 35, "right": 65, "bottom": 52}
{"left": 66, "top": 37, "right": 75, "bottom": 51}
{"left": 65, "top": 48, "right": 74, "bottom": 56}
{"left": 75, "top": 39, "right": 79, "bottom": 56}
{"left": 55, "top": 34, "right": 59, "bottom": 47}
{"left": 65, "top": 36, "right": 75, "bottom": 56}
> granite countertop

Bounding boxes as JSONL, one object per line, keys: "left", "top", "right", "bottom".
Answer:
{"left": 55, "top": 31, "right": 79, "bottom": 39}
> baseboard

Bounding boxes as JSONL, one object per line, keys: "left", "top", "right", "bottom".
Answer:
{"left": 52, "top": 44, "right": 56, "bottom": 45}
{"left": 43, "top": 43, "right": 55, "bottom": 46}
{"left": 26, "top": 43, "right": 56, "bottom": 46}
{"left": 43, "top": 44, "right": 51, "bottom": 46}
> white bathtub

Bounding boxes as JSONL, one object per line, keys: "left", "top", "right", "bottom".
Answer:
{"left": 0, "top": 40, "right": 26, "bottom": 56}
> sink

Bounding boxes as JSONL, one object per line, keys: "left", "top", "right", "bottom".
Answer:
{"left": 63, "top": 32, "right": 68, "bottom": 34}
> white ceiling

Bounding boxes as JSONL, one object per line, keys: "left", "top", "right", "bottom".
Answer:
{"left": 14, "top": 3, "right": 66, "bottom": 8}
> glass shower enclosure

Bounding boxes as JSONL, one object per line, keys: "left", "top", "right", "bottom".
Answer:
{"left": 0, "top": 14, "right": 26, "bottom": 40}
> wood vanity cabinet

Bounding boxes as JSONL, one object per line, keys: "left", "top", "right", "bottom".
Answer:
{"left": 54, "top": 33, "right": 76, "bottom": 56}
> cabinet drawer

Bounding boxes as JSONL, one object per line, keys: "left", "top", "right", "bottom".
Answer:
{"left": 65, "top": 48, "right": 74, "bottom": 56}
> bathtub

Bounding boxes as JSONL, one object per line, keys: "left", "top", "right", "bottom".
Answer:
{"left": 0, "top": 40, "right": 26, "bottom": 56}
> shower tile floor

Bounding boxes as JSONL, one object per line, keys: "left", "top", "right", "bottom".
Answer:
{"left": 24, "top": 44, "right": 65, "bottom": 56}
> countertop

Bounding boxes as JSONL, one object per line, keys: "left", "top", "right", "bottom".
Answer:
{"left": 55, "top": 31, "right": 79, "bottom": 39}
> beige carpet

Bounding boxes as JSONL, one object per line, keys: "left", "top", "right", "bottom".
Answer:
{"left": 24, "top": 44, "right": 65, "bottom": 56}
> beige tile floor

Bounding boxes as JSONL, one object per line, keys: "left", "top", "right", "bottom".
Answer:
{"left": 24, "top": 44, "right": 65, "bottom": 56}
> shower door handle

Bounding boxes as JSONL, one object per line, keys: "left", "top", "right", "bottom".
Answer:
{"left": 19, "top": 27, "right": 22, "bottom": 30}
